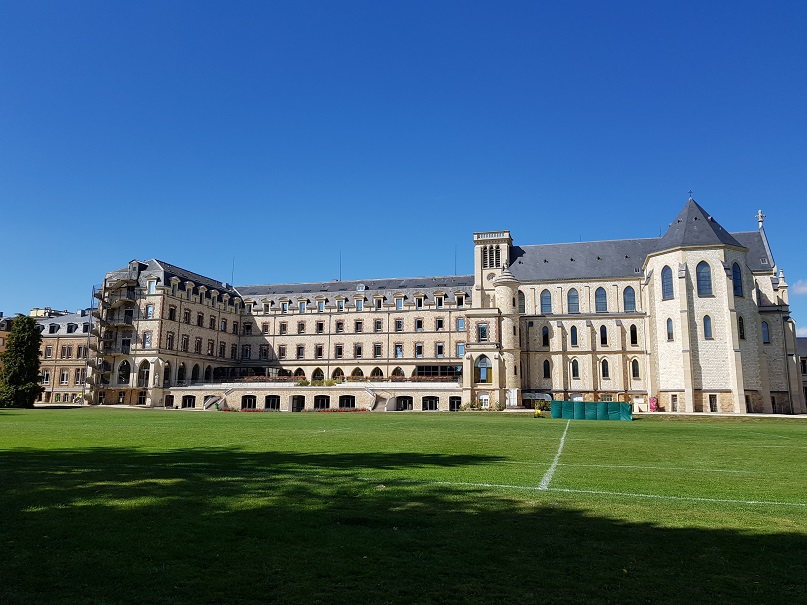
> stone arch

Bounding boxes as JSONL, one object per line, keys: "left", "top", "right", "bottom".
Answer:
{"left": 294, "top": 368, "right": 305, "bottom": 378}
{"left": 137, "top": 360, "right": 150, "bottom": 388}
{"left": 191, "top": 364, "right": 200, "bottom": 382}
{"left": 312, "top": 368, "right": 324, "bottom": 381}
{"left": 177, "top": 363, "right": 186, "bottom": 383}
{"left": 204, "top": 365, "right": 212, "bottom": 381}
{"left": 332, "top": 367, "right": 344, "bottom": 380}
{"left": 163, "top": 362, "right": 171, "bottom": 387}
{"left": 474, "top": 355, "right": 492, "bottom": 384}
{"left": 351, "top": 367, "right": 364, "bottom": 378}
{"left": 391, "top": 366, "right": 404, "bottom": 378}
{"left": 118, "top": 360, "right": 131, "bottom": 385}
{"left": 370, "top": 367, "right": 383, "bottom": 378}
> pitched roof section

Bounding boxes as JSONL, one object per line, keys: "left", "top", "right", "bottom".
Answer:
{"left": 657, "top": 198, "right": 743, "bottom": 252}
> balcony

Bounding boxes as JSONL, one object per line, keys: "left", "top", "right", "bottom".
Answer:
{"left": 99, "top": 345, "right": 131, "bottom": 356}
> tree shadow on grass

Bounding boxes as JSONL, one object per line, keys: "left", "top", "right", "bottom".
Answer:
{"left": 0, "top": 446, "right": 804, "bottom": 605}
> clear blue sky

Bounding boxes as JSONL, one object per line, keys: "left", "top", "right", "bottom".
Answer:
{"left": 2, "top": 1, "right": 806, "bottom": 332}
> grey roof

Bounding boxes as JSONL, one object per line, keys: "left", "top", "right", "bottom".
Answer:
{"left": 37, "top": 309, "right": 94, "bottom": 334}
{"left": 236, "top": 275, "right": 473, "bottom": 307}
{"left": 510, "top": 238, "right": 658, "bottom": 281}
{"left": 106, "top": 260, "right": 239, "bottom": 296}
{"left": 657, "top": 198, "right": 744, "bottom": 252}
{"left": 797, "top": 337, "right": 807, "bottom": 358}
{"left": 731, "top": 231, "right": 773, "bottom": 272}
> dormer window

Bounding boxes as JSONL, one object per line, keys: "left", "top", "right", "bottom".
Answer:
{"left": 337, "top": 300, "right": 344, "bottom": 311}
{"left": 318, "top": 301, "right": 325, "bottom": 312}
{"left": 456, "top": 294, "right": 465, "bottom": 308}
{"left": 415, "top": 297, "right": 423, "bottom": 309}
{"left": 147, "top": 280, "right": 156, "bottom": 295}
{"left": 281, "top": 302, "right": 288, "bottom": 314}
{"left": 356, "top": 299, "right": 363, "bottom": 311}
{"left": 245, "top": 303, "right": 252, "bottom": 314}
{"left": 49, "top": 324, "right": 58, "bottom": 334}
{"left": 375, "top": 298, "right": 382, "bottom": 310}
{"left": 299, "top": 301, "right": 306, "bottom": 313}
{"left": 435, "top": 296, "right": 443, "bottom": 308}
{"left": 395, "top": 298, "right": 403, "bottom": 310}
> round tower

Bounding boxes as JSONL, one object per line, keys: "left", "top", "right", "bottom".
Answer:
{"left": 493, "top": 268, "right": 522, "bottom": 407}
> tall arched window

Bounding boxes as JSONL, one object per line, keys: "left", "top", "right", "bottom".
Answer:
{"left": 482, "top": 247, "right": 488, "bottom": 268}
{"left": 517, "top": 291, "right": 526, "bottom": 314}
{"left": 761, "top": 321, "right": 770, "bottom": 344}
{"left": 738, "top": 316, "right": 746, "bottom": 340}
{"left": 696, "top": 261, "right": 712, "bottom": 296}
{"left": 732, "top": 263, "right": 743, "bottom": 297}
{"left": 570, "top": 325, "right": 578, "bottom": 347}
{"left": 571, "top": 359, "right": 579, "bottom": 379}
{"left": 567, "top": 288, "right": 579, "bottom": 313}
{"left": 631, "top": 359, "right": 640, "bottom": 379}
{"left": 600, "top": 325, "right": 608, "bottom": 346}
{"left": 630, "top": 324, "right": 638, "bottom": 346}
{"left": 667, "top": 318, "right": 674, "bottom": 341}
{"left": 312, "top": 368, "right": 325, "bottom": 381}
{"left": 595, "top": 287, "right": 607, "bottom": 312}
{"left": 601, "top": 359, "right": 610, "bottom": 379}
{"left": 661, "top": 266, "right": 673, "bottom": 300}
{"left": 540, "top": 290, "right": 552, "bottom": 314}
{"left": 474, "top": 355, "right": 492, "bottom": 383}
{"left": 542, "top": 326, "right": 549, "bottom": 347}
{"left": 543, "top": 359, "right": 551, "bottom": 379}
{"left": 623, "top": 286, "right": 636, "bottom": 312}
{"left": 703, "top": 315, "right": 713, "bottom": 339}
{"left": 137, "top": 361, "right": 150, "bottom": 388}
{"left": 118, "top": 360, "right": 131, "bottom": 385}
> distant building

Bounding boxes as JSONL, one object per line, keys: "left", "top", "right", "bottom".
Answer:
{"left": 0, "top": 313, "right": 13, "bottom": 372}
{"left": 82, "top": 198, "right": 804, "bottom": 414}
{"left": 36, "top": 310, "right": 94, "bottom": 404}
{"left": 798, "top": 337, "right": 807, "bottom": 409}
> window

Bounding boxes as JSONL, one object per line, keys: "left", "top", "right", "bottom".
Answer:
{"left": 422, "top": 396, "right": 439, "bottom": 411}
{"left": 356, "top": 299, "right": 363, "bottom": 311}
{"left": 456, "top": 294, "right": 465, "bottom": 308}
{"left": 540, "top": 290, "right": 552, "bottom": 314}
{"left": 243, "top": 323, "right": 252, "bottom": 335}
{"left": 571, "top": 359, "right": 579, "bottom": 379}
{"left": 75, "top": 368, "right": 84, "bottom": 385}
{"left": 732, "top": 263, "right": 743, "bottom": 297}
{"left": 299, "top": 301, "right": 306, "bottom": 313}
{"left": 194, "top": 338, "right": 202, "bottom": 354}
{"left": 296, "top": 345, "right": 304, "bottom": 359}
{"left": 595, "top": 288, "right": 607, "bottom": 312}
{"left": 231, "top": 344, "right": 237, "bottom": 359}
{"left": 169, "top": 306, "right": 177, "bottom": 321}
{"left": 279, "top": 322, "right": 287, "bottom": 335}
{"left": 436, "top": 343, "right": 444, "bottom": 358}
{"left": 314, "top": 395, "right": 330, "bottom": 410}
{"left": 315, "top": 344, "right": 323, "bottom": 359}
{"left": 297, "top": 321, "right": 305, "bottom": 334}
{"left": 339, "top": 395, "right": 356, "bottom": 409}
{"left": 671, "top": 394, "right": 678, "bottom": 412}
{"left": 118, "top": 360, "right": 131, "bottom": 385}
{"left": 415, "top": 297, "right": 423, "bottom": 309}
{"left": 181, "top": 335, "right": 189, "bottom": 352}
{"left": 543, "top": 359, "right": 551, "bottom": 379}
{"left": 696, "top": 261, "right": 712, "bottom": 296}
{"left": 456, "top": 317, "right": 465, "bottom": 331}
{"left": 518, "top": 291, "right": 526, "bottom": 314}
{"left": 396, "top": 298, "right": 404, "bottom": 310}
{"left": 207, "top": 339, "right": 214, "bottom": 355}
{"left": 316, "top": 321, "right": 324, "bottom": 334}
{"left": 262, "top": 323, "right": 269, "bottom": 334}
{"left": 231, "top": 321, "right": 239, "bottom": 335}
{"left": 630, "top": 324, "right": 638, "bottom": 346}
{"left": 570, "top": 326, "right": 578, "bottom": 347}
{"left": 631, "top": 359, "right": 640, "bottom": 379}
{"left": 335, "top": 344, "right": 343, "bottom": 359}
{"left": 375, "top": 298, "right": 382, "bottom": 310}
{"left": 394, "top": 344, "right": 403, "bottom": 358}
{"left": 354, "top": 343, "right": 362, "bottom": 358}
{"left": 762, "top": 321, "right": 770, "bottom": 344}
{"left": 197, "top": 313, "right": 204, "bottom": 327}
{"left": 143, "top": 332, "right": 152, "bottom": 348}
{"left": 278, "top": 345, "right": 286, "bottom": 359}
{"left": 145, "top": 304, "right": 154, "bottom": 319}
{"left": 667, "top": 318, "right": 674, "bottom": 341}
{"left": 703, "top": 315, "right": 713, "bottom": 339}
{"left": 218, "top": 342, "right": 225, "bottom": 357}
{"left": 600, "top": 325, "right": 608, "bottom": 346}
{"left": 415, "top": 319, "right": 423, "bottom": 332}
{"left": 435, "top": 318, "right": 444, "bottom": 331}
{"left": 260, "top": 345, "right": 269, "bottom": 360}
{"left": 41, "top": 370, "right": 50, "bottom": 385}
{"left": 166, "top": 332, "right": 175, "bottom": 350}
{"left": 474, "top": 356, "right": 492, "bottom": 383}
{"left": 435, "top": 296, "right": 443, "bottom": 309}
{"left": 478, "top": 323, "right": 489, "bottom": 342}
{"left": 210, "top": 316, "right": 217, "bottom": 330}
{"left": 738, "top": 316, "right": 745, "bottom": 340}
{"left": 415, "top": 343, "right": 423, "bottom": 358}
{"left": 336, "top": 321, "right": 344, "bottom": 333}
{"left": 337, "top": 300, "right": 344, "bottom": 311}
{"left": 709, "top": 394, "right": 718, "bottom": 413}
{"left": 183, "top": 309, "right": 191, "bottom": 324}
{"left": 542, "top": 326, "right": 549, "bottom": 347}
{"left": 147, "top": 280, "right": 156, "bottom": 295}
{"left": 374, "top": 319, "right": 382, "bottom": 332}
{"left": 263, "top": 303, "right": 270, "bottom": 314}
{"left": 282, "top": 302, "right": 289, "bottom": 314}
{"left": 601, "top": 359, "right": 610, "bottom": 379}
{"left": 241, "top": 395, "right": 257, "bottom": 410}
{"left": 355, "top": 320, "right": 363, "bottom": 333}
{"left": 373, "top": 343, "right": 382, "bottom": 358}
{"left": 265, "top": 395, "right": 280, "bottom": 410}
{"left": 623, "top": 287, "right": 636, "bottom": 312}
{"left": 661, "top": 266, "right": 674, "bottom": 300}
{"left": 44, "top": 345, "right": 53, "bottom": 359}
{"left": 456, "top": 342, "right": 465, "bottom": 357}
{"left": 395, "top": 319, "right": 403, "bottom": 332}
{"left": 318, "top": 301, "right": 325, "bottom": 312}
{"left": 220, "top": 318, "right": 227, "bottom": 331}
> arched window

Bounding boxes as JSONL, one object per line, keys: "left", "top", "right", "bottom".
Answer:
{"left": 630, "top": 324, "right": 638, "bottom": 346}
{"left": 163, "top": 363, "right": 171, "bottom": 387}
{"left": 482, "top": 246, "right": 488, "bottom": 269}
{"left": 118, "top": 360, "right": 131, "bottom": 385}
{"left": 351, "top": 368, "right": 364, "bottom": 378}
{"left": 541, "top": 326, "right": 549, "bottom": 347}
{"left": 600, "top": 325, "right": 608, "bottom": 346}
{"left": 703, "top": 315, "right": 713, "bottom": 339}
{"left": 191, "top": 364, "right": 200, "bottom": 382}
{"left": 570, "top": 325, "right": 578, "bottom": 347}
{"left": 667, "top": 318, "right": 674, "bottom": 341}
{"left": 474, "top": 355, "right": 492, "bottom": 383}
{"left": 623, "top": 286, "right": 636, "bottom": 312}
{"left": 294, "top": 368, "right": 305, "bottom": 378}
{"left": 631, "top": 359, "right": 640, "bottom": 379}
{"left": 738, "top": 316, "right": 746, "bottom": 340}
{"left": 762, "top": 321, "right": 770, "bottom": 344}
{"left": 370, "top": 367, "right": 383, "bottom": 378}
{"left": 696, "top": 261, "right": 712, "bottom": 296}
{"left": 518, "top": 291, "right": 526, "bottom": 314}
{"left": 391, "top": 366, "right": 405, "bottom": 377}
{"left": 661, "top": 266, "right": 673, "bottom": 300}
{"left": 601, "top": 359, "right": 610, "bottom": 379}
{"left": 540, "top": 290, "right": 552, "bottom": 314}
{"left": 571, "top": 359, "right": 579, "bottom": 379}
{"left": 137, "top": 361, "right": 150, "bottom": 388}
{"left": 332, "top": 367, "right": 345, "bottom": 380}
{"left": 732, "top": 263, "right": 743, "bottom": 297}
{"left": 567, "top": 288, "right": 579, "bottom": 313}
{"left": 595, "top": 287, "right": 607, "bottom": 312}
{"left": 543, "top": 359, "right": 551, "bottom": 379}
{"left": 177, "top": 363, "right": 186, "bottom": 382}
{"left": 312, "top": 368, "right": 325, "bottom": 381}
{"left": 204, "top": 365, "right": 212, "bottom": 381}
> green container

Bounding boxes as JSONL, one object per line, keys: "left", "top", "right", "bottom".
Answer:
{"left": 573, "top": 401, "right": 586, "bottom": 419}
{"left": 596, "top": 402, "right": 608, "bottom": 420}
{"left": 550, "top": 400, "right": 562, "bottom": 418}
{"left": 620, "top": 402, "right": 633, "bottom": 421}
{"left": 562, "top": 401, "right": 575, "bottom": 419}
{"left": 607, "top": 402, "right": 621, "bottom": 420}
{"left": 585, "top": 402, "right": 598, "bottom": 420}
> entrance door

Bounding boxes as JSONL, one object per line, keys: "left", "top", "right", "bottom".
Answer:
{"left": 291, "top": 395, "right": 305, "bottom": 412}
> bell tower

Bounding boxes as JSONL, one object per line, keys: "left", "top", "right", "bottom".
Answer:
{"left": 473, "top": 230, "right": 512, "bottom": 309}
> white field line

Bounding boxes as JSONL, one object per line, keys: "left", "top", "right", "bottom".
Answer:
{"left": 538, "top": 420, "right": 571, "bottom": 490}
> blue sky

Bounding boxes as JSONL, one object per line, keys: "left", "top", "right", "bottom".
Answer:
{"left": 1, "top": 1, "right": 806, "bottom": 332}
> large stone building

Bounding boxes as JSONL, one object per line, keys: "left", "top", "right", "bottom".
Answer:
{"left": 35, "top": 309, "right": 94, "bottom": 404}
{"left": 83, "top": 198, "right": 805, "bottom": 414}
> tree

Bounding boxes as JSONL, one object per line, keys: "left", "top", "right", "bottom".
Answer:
{"left": 0, "top": 315, "right": 44, "bottom": 408}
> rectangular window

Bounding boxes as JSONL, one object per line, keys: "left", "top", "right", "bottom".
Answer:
{"left": 709, "top": 394, "right": 718, "bottom": 412}
{"left": 355, "top": 320, "right": 363, "bottom": 333}
{"left": 395, "top": 319, "right": 403, "bottom": 332}
{"left": 60, "top": 369, "right": 69, "bottom": 385}
{"left": 415, "top": 343, "right": 423, "bottom": 358}
{"left": 415, "top": 297, "right": 423, "bottom": 309}
{"left": 281, "top": 302, "right": 288, "bottom": 314}
{"left": 318, "top": 301, "right": 325, "bottom": 312}
{"left": 395, "top": 298, "right": 403, "bottom": 310}
{"left": 297, "top": 321, "right": 305, "bottom": 334}
{"left": 263, "top": 303, "right": 270, "bottom": 314}
{"left": 197, "top": 313, "right": 204, "bottom": 327}
{"left": 259, "top": 345, "right": 269, "bottom": 360}
{"left": 415, "top": 319, "right": 423, "bottom": 332}
{"left": 456, "top": 317, "right": 465, "bottom": 331}
{"left": 374, "top": 319, "right": 382, "bottom": 332}
{"left": 335, "top": 344, "right": 343, "bottom": 359}
{"left": 169, "top": 306, "right": 177, "bottom": 321}
{"left": 194, "top": 338, "right": 202, "bottom": 354}
{"left": 145, "top": 304, "right": 154, "bottom": 319}
{"left": 373, "top": 343, "right": 382, "bottom": 358}
{"left": 245, "top": 303, "right": 252, "bottom": 314}
{"left": 74, "top": 368, "right": 83, "bottom": 385}
{"left": 296, "top": 345, "right": 304, "bottom": 359}
{"left": 456, "top": 294, "right": 464, "bottom": 308}
{"left": 231, "top": 344, "right": 237, "bottom": 359}
{"left": 336, "top": 321, "right": 344, "bottom": 333}
{"left": 456, "top": 342, "right": 465, "bottom": 357}
{"left": 143, "top": 332, "right": 152, "bottom": 348}
{"left": 278, "top": 345, "right": 286, "bottom": 360}
{"left": 167, "top": 332, "right": 175, "bottom": 350}
{"left": 209, "top": 316, "right": 216, "bottom": 330}
{"left": 45, "top": 345, "right": 53, "bottom": 359}
{"left": 207, "top": 339, "right": 214, "bottom": 355}
{"left": 220, "top": 318, "right": 227, "bottom": 331}
{"left": 478, "top": 323, "right": 489, "bottom": 342}
{"left": 181, "top": 335, "right": 189, "bottom": 352}
{"left": 436, "top": 296, "right": 443, "bottom": 308}
{"left": 299, "top": 301, "right": 306, "bottom": 313}
{"left": 243, "top": 323, "right": 252, "bottom": 335}
{"left": 436, "top": 343, "right": 444, "bottom": 358}
{"left": 147, "top": 280, "right": 156, "bottom": 295}
{"left": 436, "top": 318, "right": 444, "bottom": 331}
{"left": 356, "top": 299, "right": 363, "bottom": 311}
{"left": 375, "top": 298, "right": 382, "bottom": 310}
{"left": 315, "top": 344, "right": 323, "bottom": 359}
{"left": 232, "top": 322, "right": 239, "bottom": 334}
{"left": 262, "top": 323, "right": 269, "bottom": 334}
{"left": 354, "top": 343, "right": 362, "bottom": 358}
{"left": 337, "top": 300, "right": 344, "bottom": 311}
{"left": 279, "top": 322, "right": 287, "bottom": 335}
{"left": 219, "top": 342, "right": 226, "bottom": 357}
{"left": 243, "top": 345, "right": 252, "bottom": 360}
{"left": 42, "top": 370, "right": 50, "bottom": 385}
{"left": 316, "top": 321, "right": 324, "bottom": 334}
{"left": 395, "top": 343, "right": 403, "bottom": 358}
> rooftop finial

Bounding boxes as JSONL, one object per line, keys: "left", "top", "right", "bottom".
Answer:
{"left": 688, "top": 190, "right": 693, "bottom": 200}
{"left": 756, "top": 209, "right": 766, "bottom": 228}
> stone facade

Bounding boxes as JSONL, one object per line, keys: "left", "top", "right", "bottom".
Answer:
{"left": 35, "top": 309, "right": 94, "bottom": 404}
{"left": 80, "top": 198, "right": 805, "bottom": 415}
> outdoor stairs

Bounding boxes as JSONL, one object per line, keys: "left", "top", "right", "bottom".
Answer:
{"left": 204, "top": 388, "right": 234, "bottom": 411}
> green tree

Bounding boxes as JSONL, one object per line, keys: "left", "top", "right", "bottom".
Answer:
{"left": 0, "top": 315, "right": 44, "bottom": 408}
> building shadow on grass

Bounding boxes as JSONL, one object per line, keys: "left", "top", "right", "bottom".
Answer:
{"left": 0, "top": 446, "right": 804, "bottom": 605}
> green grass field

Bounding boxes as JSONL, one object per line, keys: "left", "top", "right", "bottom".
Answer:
{"left": 1, "top": 409, "right": 805, "bottom": 604}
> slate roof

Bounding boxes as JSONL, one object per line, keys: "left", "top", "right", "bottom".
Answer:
{"left": 797, "top": 337, "right": 807, "bottom": 358}
{"left": 731, "top": 232, "right": 774, "bottom": 272}
{"left": 657, "top": 198, "right": 744, "bottom": 252}
{"left": 37, "top": 309, "right": 94, "bottom": 335}
{"left": 106, "top": 260, "right": 239, "bottom": 296}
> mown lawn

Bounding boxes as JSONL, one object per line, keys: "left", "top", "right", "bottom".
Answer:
{"left": 1, "top": 409, "right": 805, "bottom": 604}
